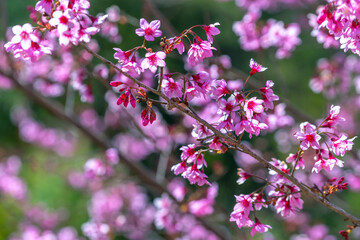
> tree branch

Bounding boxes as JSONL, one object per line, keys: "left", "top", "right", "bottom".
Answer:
{"left": 2, "top": 68, "right": 230, "bottom": 240}
{"left": 79, "top": 43, "right": 360, "bottom": 226}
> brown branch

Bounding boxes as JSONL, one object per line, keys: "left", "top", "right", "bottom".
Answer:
{"left": 79, "top": 43, "right": 360, "bottom": 226}
{"left": 2, "top": 68, "right": 230, "bottom": 240}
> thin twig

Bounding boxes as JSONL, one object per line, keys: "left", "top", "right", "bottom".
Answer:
{"left": 2, "top": 67, "right": 230, "bottom": 240}
{"left": 79, "top": 42, "right": 360, "bottom": 226}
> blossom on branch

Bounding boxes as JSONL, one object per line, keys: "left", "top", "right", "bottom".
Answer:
{"left": 135, "top": 18, "right": 162, "bottom": 41}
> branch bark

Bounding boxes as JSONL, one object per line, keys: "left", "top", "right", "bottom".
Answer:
{"left": 2, "top": 68, "right": 230, "bottom": 240}
{"left": 80, "top": 43, "right": 360, "bottom": 226}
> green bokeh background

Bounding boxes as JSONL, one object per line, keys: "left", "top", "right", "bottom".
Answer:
{"left": 1, "top": 0, "right": 359, "bottom": 239}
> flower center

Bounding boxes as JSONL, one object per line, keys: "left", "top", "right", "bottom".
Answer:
{"left": 144, "top": 27, "right": 153, "bottom": 36}
{"left": 60, "top": 15, "right": 69, "bottom": 24}
{"left": 20, "top": 31, "right": 29, "bottom": 39}
{"left": 306, "top": 134, "right": 314, "bottom": 142}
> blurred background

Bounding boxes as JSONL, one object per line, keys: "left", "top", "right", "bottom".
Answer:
{"left": 1, "top": 0, "right": 359, "bottom": 239}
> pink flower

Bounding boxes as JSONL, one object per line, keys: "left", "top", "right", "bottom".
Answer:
{"left": 260, "top": 80, "right": 279, "bottom": 110}
{"left": 233, "top": 194, "right": 254, "bottom": 215}
{"left": 192, "top": 122, "right": 213, "bottom": 139}
{"left": 84, "top": 158, "right": 108, "bottom": 179}
{"left": 269, "top": 184, "right": 303, "bottom": 217}
{"left": 211, "top": 79, "right": 230, "bottom": 100}
{"left": 141, "top": 51, "right": 166, "bottom": 73}
{"left": 169, "top": 37, "right": 185, "bottom": 54}
{"left": 217, "top": 115, "right": 235, "bottom": 131}
{"left": 243, "top": 97, "right": 264, "bottom": 120}
{"left": 217, "top": 96, "right": 240, "bottom": 116}
{"left": 236, "top": 168, "right": 252, "bottom": 185}
{"left": 332, "top": 135, "right": 356, "bottom": 156}
{"left": 294, "top": 122, "right": 321, "bottom": 150}
{"left": 250, "top": 218, "right": 272, "bottom": 236}
{"left": 192, "top": 152, "right": 207, "bottom": 168}
{"left": 114, "top": 48, "right": 131, "bottom": 63}
{"left": 179, "top": 144, "right": 196, "bottom": 162}
{"left": 312, "top": 154, "right": 335, "bottom": 173}
{"left": 135, "top": 18, "right": 162, "bottom": 41}
{"left": 202, "top": 22, "right": 220, "bottom": 43}
{"left": 230, "top": 194, "right": 254, "bottom": 229}
{"left": 189, "top": 198, "right": 214, "bottom": 216}
{"left": 322, "top": 105, "right": 345, "bottom": 128}
{"left": 7, "top": 23, "right": 38, "bottom": 51}
{"left": 208, "top": 137, "right": 223, "bottom": 151}
{"left": 171, "top": 161, "right": 187, "bottom": 175}
{"left": 161, "top": 77, "right": 182, "bottom": 98}
{"left": 35, "top": 0, "right": 53, "bottom": 15}
{"left": 116, "top": 88, "right": 136, "bottom": 108}
{"left": 249, "top": 58, "right": 267, "bottom": 75}
{"left": 234, "top": 118, "right": 267, "bottom": 138}
{"left": 141, "top": 107, "right": 156, "bottom": 126}
{"left": 254, "top": 193, "right": 267, "bottom": 211}
{"left": 286, "top": 153, "right": 304, "bottom": 170}
{"left": 187, "top": 39, "right": 216, "bottom": 66}
{"left": 49, "top": 10, "right": 75, "bottom": 33}
{"left": 183, "top": 165, "right": 210, "bottom": 186}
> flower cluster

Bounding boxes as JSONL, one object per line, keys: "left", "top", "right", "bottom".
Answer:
{"left": 311, "top": 1, "right": 360, "bottom": 56}
{"left": 233, "top": 0, "right": 315, "bottom": 12}
{"left": 292, "top": 105, "right": 356, "bottom": 173}
{"left": 172, "top": 59, "right": 280, "bottom": 186}
{"left": 230, "top": 194, "right": 271, "bottom": 236}
{"left": 5, "top": 0, "right": 107, "bottom": 61}
{"left": 0, "top": 156, "right": 27, "bottom": 201}
{"left": 233, "top": 10, "right": 301, "bottom": 58}
{"left": 4, "top": 23, "right": 52, "bottom": 61}
{"left": 230, "top": 159, "right": 304, "bottom": 234}
{"left": 11, "top": 107, "right": 76, "bottom": 157}
{"left": 309, "top": 54, "right": 360, "bottom": 99}
{"left": 153, "top": 180, "right": 220, "bottom": 239}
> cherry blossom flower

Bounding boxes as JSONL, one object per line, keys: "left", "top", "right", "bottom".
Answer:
{"left": 170, "top": 37, "right": 185, "bottom": 54}
{"left": 187, "top": 39, "right": 216, "bottom": 66}
{"left": 217, "top": 96, "right": 240, "bottom": 116}
{"left": 6, "top": 24, "right": 38, "bottom": 51}
{"left": 35, "top": 0, "right": 53, "bottom": 15}
{"left": 182, "top": 165, "right": 210, "bottom": 186}
{"left": 269, "top": 184, "right": 303, "bottom": 217}
{"left": 332, "top": 135, "right": 356, "bottom": 156}
{"left": 161, "top": 77, "right": 182, "bottom": 98}
{"left": 249, "top": 58, "right": 267, "bottom": 75}
{"left": 202, "top": 22, "right": 221, "bottom": 43}
{"left": 192, "top": 122, "right": 213, "bottom": 139}
{"left": 250, "top": 218, "right": 272, "bottom": 236}
{"left": 211, "top": 79, "right": 231, "bottom": 100}
{"left": 179, "top": 144, "right": 197, "bottom": 162}
{"left": 141, "top": 51, "right": 166, "bottom": 73}
{"left": 286, "top": 153, "right": 305, "bottom": 170}
{"left": 294, "top": 122, "right": 321, "bottom": 150}
{"left": 113, "top": 48, "right": 132, "bottom": 64}
{"left": 243, "top": 97, "right": 264, "bottom": 120}
{"left": 322, "top": 105, "right": 345, "bottom": 128}
{"left": 84, "top": 158, "right": 109, "bottom": 179}
{"left": 312, "top": 154, "right": 335, "bottom": 173}
{"left": 135, "top": 18, "right": 162, "bottom": 41}
{"left": 236, "top": 168, "right": 252, "bottom": 185}
{"left": 171, "top": 161, "right": 187, "bottom": 175}
{"left": 230, "top": 194, "right": 254, "bottom": 229}
{"left": 260, "top": 80, "right": 279, "bottom": 110}
{"left": 49, "top": 10, "right": 75, "bottom": 33}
